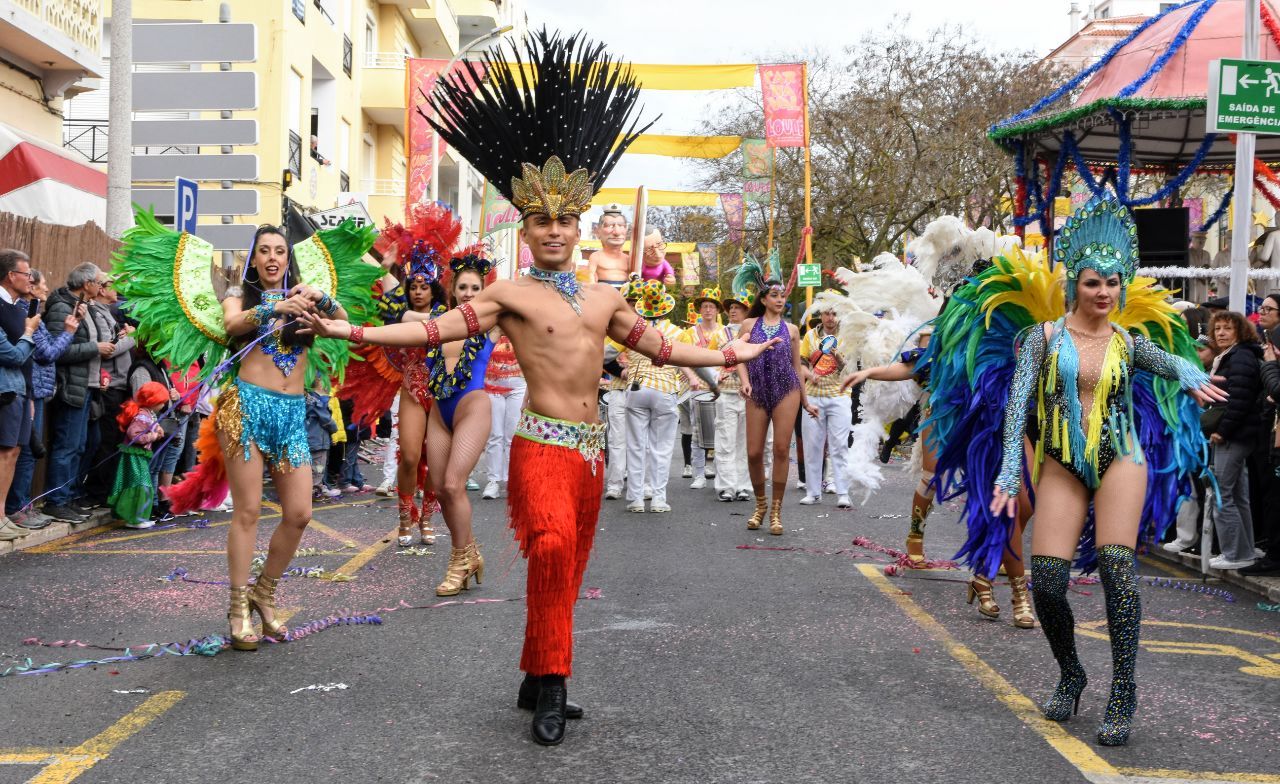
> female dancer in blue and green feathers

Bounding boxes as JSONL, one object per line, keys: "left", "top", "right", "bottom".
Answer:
{"left": 929, "top": 196, "right": 1223, "bottom": 747}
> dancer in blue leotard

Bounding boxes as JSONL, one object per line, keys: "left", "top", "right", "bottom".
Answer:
{"left": 425, "top": 254, "right": 497, "bottom": 596}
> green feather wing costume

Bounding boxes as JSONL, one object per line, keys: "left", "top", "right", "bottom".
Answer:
{"left": 112, "top": 206, "right": 380, "bottom": 384}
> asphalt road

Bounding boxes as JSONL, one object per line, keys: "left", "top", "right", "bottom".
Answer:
{"left": 1, "top": 448, "right": 1277, "bottom": 784}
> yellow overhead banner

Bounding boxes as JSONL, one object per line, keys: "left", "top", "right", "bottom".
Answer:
{"left": 624, "top": 134, "right": 743, "bottom": 158}
{"left": 593, "top": 188, "right": 719, "bottom": 207}
{"left": 580, "top": 239, "right": 697, "bottom": 254}
{"left": 501, "top": 63, "right": 757, "bottom": 91}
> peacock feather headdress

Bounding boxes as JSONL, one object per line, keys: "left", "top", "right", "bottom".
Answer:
{"left": 1053, "top": 195, "right": 1138, "bottom": 309}
{"left": 731, "top": 250, "right": 783, "bottom": 302}
{"left": 421, "top": 29, "right": 656, "bottom": 219}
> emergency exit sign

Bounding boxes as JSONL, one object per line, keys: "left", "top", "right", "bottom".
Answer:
{"left": 1208, "top": 58, "right": 1280, "bottom": 134}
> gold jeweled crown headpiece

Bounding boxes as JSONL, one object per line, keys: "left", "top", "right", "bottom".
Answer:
{"left": 422, "top": 29, "right": 656, "bottom": 220}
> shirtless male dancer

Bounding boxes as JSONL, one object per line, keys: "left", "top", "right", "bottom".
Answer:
{"left": 301, "top": 29, "right": 779, "bottom": 747}
{"left": 587, "top": 203, "right": 631, "bottom": 287}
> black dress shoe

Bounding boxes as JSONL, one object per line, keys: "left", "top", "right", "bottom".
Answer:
{"left": 1240, "top": 556, "right": 1280, "bottom": 576}
{"left": 530, "top": 676, "right": 568, "bottom": 746}
{"left": 517, "top": 674, "right": 583, "bottom": 719}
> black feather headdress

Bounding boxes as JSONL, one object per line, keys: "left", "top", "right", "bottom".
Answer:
{"left": 420, "top": 28, "right": 655, "bottom": 219}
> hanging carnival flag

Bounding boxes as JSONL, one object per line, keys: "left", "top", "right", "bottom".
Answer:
{"left": 481, "top": 181, "right": 522, "bottom": 236}
{"left": 696, "top": 242, "right": 718, "bottom": 279}
{"left": 759, "top": 64, "right": 807, "bottom": 148}
{"left": 740, "top": 138, "right": 774, "bottom": 178}
{"left": 720, "top": 193, "right": 746, "bottom": 244}
{"left": 406, "top": 59, "right": 450, "bottom": 206}
{"left": 743, "top": 177, "right": 772, "bottom": 204}
{"left": 1185, "top": 197, "right": 1204, "bottom": 232}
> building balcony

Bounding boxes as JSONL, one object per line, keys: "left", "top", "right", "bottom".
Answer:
{"left": 381, "top": 0, "right": 457, "bottom": 58}
{"left": 361, "top": 52, "right": 407, "bottom": 131}
{"left": 453, "top": 0, "right": 501, "bottom": 40}
{"left": 0, "top": 0, "right": 104, "bottom": 98}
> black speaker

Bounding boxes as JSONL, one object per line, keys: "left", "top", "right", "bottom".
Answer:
{"left": 1133, "top": 207, "right": 1189, "bottom": 267}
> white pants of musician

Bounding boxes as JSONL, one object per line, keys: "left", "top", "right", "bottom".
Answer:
{"left": 626, "top": 386, "right": 678, "bottom": 505}
{"left": 801, "top": 394, "right": 851, "bottom": 497}
{"left": 381, "top": 393, "right": 400, "bottom": 488}
{"left": 714, "top": 391, "right": 751, "bottom": 494}
{"left": 485, "top": 377, "right": 526, "bottom": 483}
{"left": 605, "top": 389, "right": 628, "bottom": 494}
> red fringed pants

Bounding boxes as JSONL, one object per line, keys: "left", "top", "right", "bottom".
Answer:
{"left": 507, "top": 435, "right": 604, "bottom": 677}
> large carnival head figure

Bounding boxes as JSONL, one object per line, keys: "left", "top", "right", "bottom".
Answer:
{"left": 423, "top": 29, "right": 654, "bottom": 271}
{"left": 1054, "top": 195, "right": 1138, "bottom": 311}
{"left": 595, "top": 203, "right": 629, "bottom": 250}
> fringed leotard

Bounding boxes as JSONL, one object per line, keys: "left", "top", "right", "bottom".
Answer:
{"left": 996, "top": 319, "right": 1210, "bottom": 493}
{"left": 745, "top": 317, "right": 800, "bottom": 413}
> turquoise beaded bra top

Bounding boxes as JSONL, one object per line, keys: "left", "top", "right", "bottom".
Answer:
{"left": 258, "top": 290, "right": 303, "bottom": 376}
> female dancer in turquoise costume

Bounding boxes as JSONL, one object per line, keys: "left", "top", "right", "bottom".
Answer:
{"left": 933, "top": 196, "right": 1223, "bottom": 746}
{"left": 425, "top": 254, "right": 496, "bottom": 597}
{"left": 114, "top": 212, "right": 378, "bottom": 652}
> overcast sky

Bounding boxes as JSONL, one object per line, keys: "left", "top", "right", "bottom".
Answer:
{"left": 522, "top": 0, "right": 1074, "bottom": 200}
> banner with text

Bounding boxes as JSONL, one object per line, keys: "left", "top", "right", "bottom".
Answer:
{"left": 759, "top": 64, "right": 806, "bottom": 148}
{"left": 740, "top": 138, "right": 774, "bottom": 178}
{"left": 482, "top": 181, "right": 522, "bottom": 236}
{"left": 407, "top": 59, "right": 449, "bottom": 207}
{"left": 720, "top": 193, "right": 746, "bottom": 244}
{"left": 743, "top": 177, "right": 772, "bottom": 205}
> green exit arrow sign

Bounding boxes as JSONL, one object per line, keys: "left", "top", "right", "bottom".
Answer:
{"left": 796, "top": 263, "right": 822, "bottom": 288}
{"left": 1208, "top": 58, "right": 1280, "bottom": 134}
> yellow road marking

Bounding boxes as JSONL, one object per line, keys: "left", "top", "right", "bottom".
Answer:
{"left": 0, "top": 750, "right": 67, "bottom": 764}
{"left": 1137, "top": 553, "right": 1192, "bottom": 578}
{"left": 305, "top": 519, "right": 359, "bottom": 548}
{"left": 1076, "top": 620, "right": 1280, "bottom": 679}
{"left": 23, "top": 522, "right": 125, "bottom": 554}
{"left": 333, "top": 527, "right": 400, "bottom": 577}
{"left": 1118, "top": 767, "right": 1280, "bottom": 783}
{"left": 855, "top": 564, "right": 1118, "bottom": 779}
{"left": 54, "top": 549, "right": 225, "bottom": 556}
{"left": 0, "top": 691, "right": 186, "bottom": 783}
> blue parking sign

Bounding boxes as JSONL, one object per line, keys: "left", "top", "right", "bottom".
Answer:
{"left": 174, "top": 177, "right": 199, "bottom": 234}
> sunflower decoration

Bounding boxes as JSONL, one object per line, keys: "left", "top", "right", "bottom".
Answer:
{"left": 633, "top": 279, "right": 675, "bottom": 320}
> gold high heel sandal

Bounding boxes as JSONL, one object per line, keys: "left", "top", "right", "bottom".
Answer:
{"left": 966, "top": 575, "right": 1000, "bottom": 619}
{"left": 436, "top": 543, "right": 480, "bottom": 596}
{"left": 467, "top": 541, "right": 484, "bottom": 585}
{"left": 1008, "top": 574, "right": 1036, "bottom": 629}
{"left": 250, "top": 574, "right": 289, "bottom": 641}
{"left": 747, "top": 496, "right": 766, "bottom": 530}
{"left": 768, "top": 499, "right": 784, "bottom": 536}
{"left": 397, "top": 496, "right": 417, "bottom": 547}
{"left": 418, "top": 498, "right": 437, "bottom": 546}
{"left": 905, "top": 532, "right": 926, "bottom": 567}
{"left": 227, "top": 586, "right": 260, "bottom": 651}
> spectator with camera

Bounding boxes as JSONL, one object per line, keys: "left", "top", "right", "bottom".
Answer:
{"left": 0, "top": 250, "right": 39, "bottom": 540}
{"left": 6, "top": 268, "right": 80, "bottom": 528}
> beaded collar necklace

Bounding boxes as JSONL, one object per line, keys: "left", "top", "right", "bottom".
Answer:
{"left": 760, "top": 316, "right": 785, "bottom": 339}
{"left": 528, "top": 265, "right": 584, "bottom": 316}
{"left": 258, "top": 290, "right": 303, "bottom": 376}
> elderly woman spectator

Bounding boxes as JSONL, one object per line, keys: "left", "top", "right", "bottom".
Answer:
{"left": 5, "top": 269, "right": 81, "bottom": 528}
{"left": 1206, "top": 310, "right": 1264, "bottom": 571}
{"left": 42, "top": 262, "right": 111, "bottom": 523}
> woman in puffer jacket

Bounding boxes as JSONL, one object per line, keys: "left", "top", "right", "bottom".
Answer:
{"left": 1206, "top": 310, "right": 1263, "bottom": 571}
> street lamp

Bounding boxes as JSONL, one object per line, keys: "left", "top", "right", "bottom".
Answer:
{"left": 429, "top": 24, "right": 514, "bottom": 204}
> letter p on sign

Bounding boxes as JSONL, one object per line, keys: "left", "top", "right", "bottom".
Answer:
{"left": 175, "top": 177, "right": 199, "bottom": 234}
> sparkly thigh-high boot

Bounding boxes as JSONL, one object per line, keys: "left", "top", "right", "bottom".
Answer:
{"left": 1096, "top": 544, "right": 1140, "bottom": 746}
{"left": 1031, "top": 555, "right": 1087, "bottom": 721}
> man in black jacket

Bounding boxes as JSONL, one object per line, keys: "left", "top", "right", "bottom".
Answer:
{"left": 42, "top": 262, "right": 111, "bottom": 523}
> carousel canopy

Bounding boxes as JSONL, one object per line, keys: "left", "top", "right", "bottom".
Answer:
{"left": 991, "top": 0, "right": 1280, "bottom": 169}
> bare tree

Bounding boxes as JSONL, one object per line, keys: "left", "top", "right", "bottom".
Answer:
{"left": 694, "top": 25, "right": 1068, "bottom": 265}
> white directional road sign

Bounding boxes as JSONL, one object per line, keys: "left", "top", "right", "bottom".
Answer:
{"left": 310, "top": 202, "right": 375, "bottom": 231}
{"left": 194, "top": 224, "right": 258, "bottom": 251}
{"left": 133, "top": 154, "right": 258, "bottom": 181}
{"left": 133, "top": 188, "right": 259, "bottom": 216}
{"left": 132, "top": 73, "right": 257, "bottom": 112}
{"left": 134, "top": 23, "right": 256, "bottom": 63}
{"left": 132, "top": 120, "right": 258, "bottom": 147}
